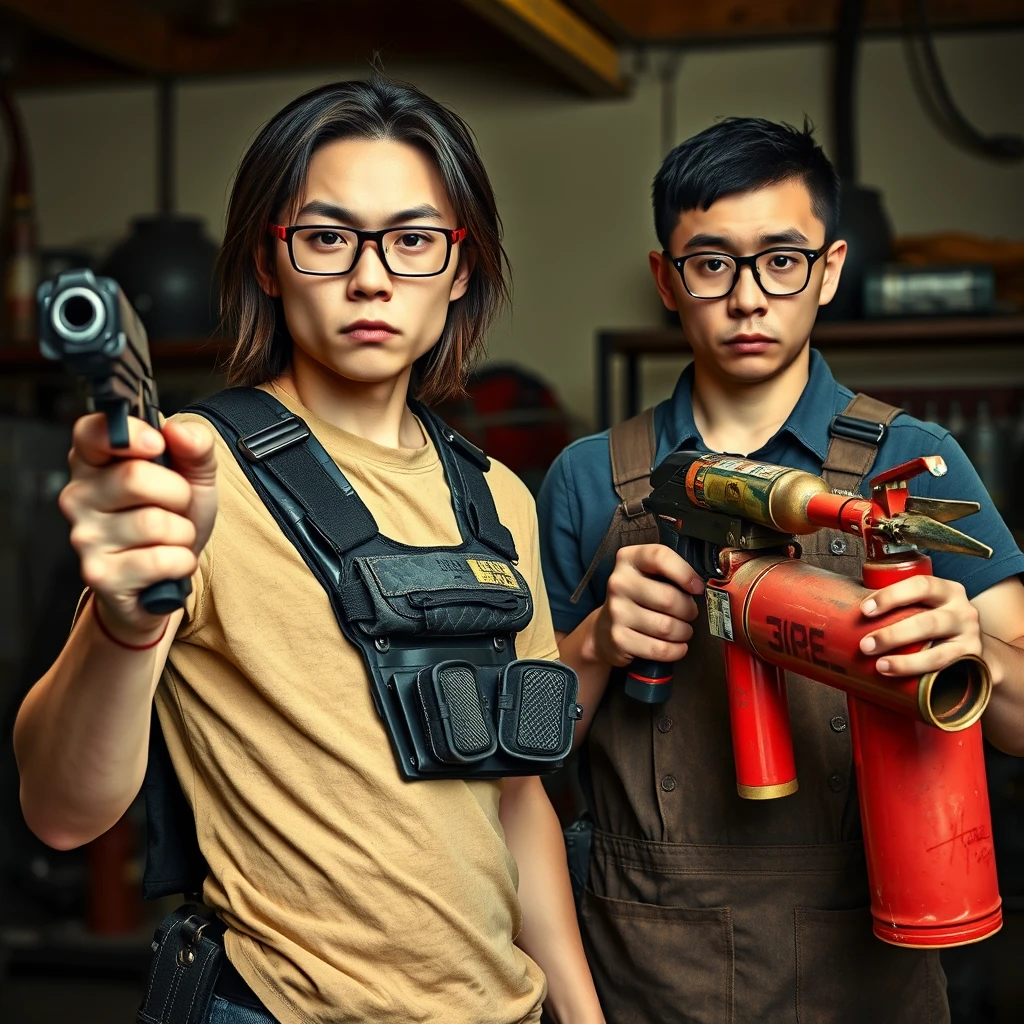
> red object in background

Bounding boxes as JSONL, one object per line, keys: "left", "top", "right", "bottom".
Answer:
{"left": 433, "top": 364, "right": 573, "bottom": 493}
{"left": 87, "top": 814, "right": 141, "bottom": 934}
{"left": 0, "top": 87, "right": 38, "bottom": 347}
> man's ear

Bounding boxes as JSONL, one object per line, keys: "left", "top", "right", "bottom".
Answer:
{"left": 256, "top": 240, "right": 281, "bottom": 298}
{"left": 649, "top": 250, "right": 679, "bottom": 312}
{"left": 448, "top": 246, "right": 474, "bottom": 304}
{"left": 817, "top": 240, "right": 848, "bottom": 307}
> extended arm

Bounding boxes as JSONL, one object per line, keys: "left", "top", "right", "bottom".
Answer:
{"left": 14, "top": 414, "right": 216, "bottom": 849}
{"left": 499, "top": 775, "right": 605, "bottom": 1024}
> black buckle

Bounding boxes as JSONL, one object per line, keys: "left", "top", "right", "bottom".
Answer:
{"left": 237, "top": 414, "right": 310, "bottom": 461}
{"left": 829, "top": 413, "right": 887, "bottom": 446}
{"left": 440, "top": 426, "right": 491, "bottom": 471}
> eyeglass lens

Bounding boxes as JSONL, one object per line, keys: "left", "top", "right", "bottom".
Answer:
{"left": 290, "top": 228, "right": 450, "bottom": 276}
{"left": 683, "top": 250, "right": 812, "bottom": 298}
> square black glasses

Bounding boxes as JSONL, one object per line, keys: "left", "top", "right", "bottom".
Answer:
{"left": 671, "top": 244, "right": 830, "bottom": 299}
{"left": 269, "top": 223, "right": 467, "bottom": 278}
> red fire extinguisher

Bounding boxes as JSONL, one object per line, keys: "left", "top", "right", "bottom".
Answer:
{"left": 636, "top": 451, "right": 1001, "bottom": 948}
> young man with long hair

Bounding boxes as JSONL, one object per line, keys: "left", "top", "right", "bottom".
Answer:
{"left": 16, "top": 78, "right": 604, "bottom": 1024}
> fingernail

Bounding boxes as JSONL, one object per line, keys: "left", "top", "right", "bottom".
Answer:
{"left": 877, "top": 659, "right": 890, "bottom": 673}
{"left": 861, "top": 636, "right": 876, "bottom": 653}
{"left": 690, "top": 579, "right": 705, "bottom": 594}
{"left": 862, "top": 599, "right": 877, "bottom": 615}
{"left": 141, "top": 431, "right": 162, "bottom": 453}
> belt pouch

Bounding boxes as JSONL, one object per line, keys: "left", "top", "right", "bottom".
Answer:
{"left": 497, "top": 660, "right": 581, "bottom": 762}
{"left": 416, "top": 660, "right": 498, "bottom": 764}
{"left": 137, "top": 905, "right": 225, "bottom": 1024}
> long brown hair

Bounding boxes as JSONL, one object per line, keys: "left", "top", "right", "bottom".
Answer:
{"left": 217, "top": 76, "right": 509, "bottom": 404}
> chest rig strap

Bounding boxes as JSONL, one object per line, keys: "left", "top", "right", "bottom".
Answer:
{"left": 184, "top": 388, "right": 579, "bottom": 782}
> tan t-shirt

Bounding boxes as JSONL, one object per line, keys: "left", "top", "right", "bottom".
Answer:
{"left": 160, "top": 384, "right": 557, "bottom": 1024}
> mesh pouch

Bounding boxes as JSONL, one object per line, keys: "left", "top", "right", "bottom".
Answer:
{"left": 497, "top": 660, "right": 582, "bottom": 763}
{"left": 416, "top": 660, "right": 498, "bottom": 765}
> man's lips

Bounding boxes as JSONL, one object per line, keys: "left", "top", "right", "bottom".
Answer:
{"left": 342, "top": 320, "right": 399, "bottom": 342}
{"left": 724, "top": 334, "right": 776, "bottom": 352}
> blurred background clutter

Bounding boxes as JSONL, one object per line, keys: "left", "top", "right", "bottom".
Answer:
{"left": 0, "top": 1, "right": 1023, "bottom": 1021}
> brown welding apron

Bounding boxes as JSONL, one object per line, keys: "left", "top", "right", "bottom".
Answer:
{"left": 578, "top": 399, "right": 948, "bottom": 1024}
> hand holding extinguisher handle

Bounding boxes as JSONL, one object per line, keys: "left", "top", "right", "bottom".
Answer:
{"left": 625, "top": 658, "right": 675, "bottom": 704}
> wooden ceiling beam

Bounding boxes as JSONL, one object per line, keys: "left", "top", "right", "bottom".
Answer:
{"left": 455, "top": 0, "right": 626, "bottom": 95}
{"left": 1, "top": 0, "right": 582, "bottom": 88}
{"left": 0, "top": 0, "right": 172, "bottom": 72}
{"left": 587, "top": 0, "right": 1024, "bottom": 42}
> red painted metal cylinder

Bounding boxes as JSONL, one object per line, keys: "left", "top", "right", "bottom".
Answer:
{"left": 713, "top": 556, "right": 988, "bottom": 730}
{"left": 849, "top": 696, "right": 1001, "bottom": 947}
{"left": 853, "top": 554, "right": 1001, "bottom": 947}
{"left": 722, "top": 641, "right": 797, "bottom": 799}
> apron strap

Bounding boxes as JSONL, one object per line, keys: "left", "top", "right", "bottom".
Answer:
{"left": 821, "top": 393, "right": 903, "bottom": 493}
{"left": 572, "top": 407, "right": 659, "bottom": 605}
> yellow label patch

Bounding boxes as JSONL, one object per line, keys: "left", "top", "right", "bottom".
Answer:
{"left": 467, "top": 559, "right": 519, "bottom": 589}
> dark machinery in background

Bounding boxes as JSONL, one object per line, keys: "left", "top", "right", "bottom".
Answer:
{"left": 100, "top": 79, "right": 219, "bottom": 343}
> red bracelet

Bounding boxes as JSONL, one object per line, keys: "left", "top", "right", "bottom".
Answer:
{"left": 91, "top": 596, "right": 168, "bottom": 651}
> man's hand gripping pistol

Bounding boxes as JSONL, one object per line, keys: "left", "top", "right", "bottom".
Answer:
{"left": 37, "top": 268, "right": 191, "bottom": 615}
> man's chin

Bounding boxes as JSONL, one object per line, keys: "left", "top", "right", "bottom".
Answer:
{"left": 710, "top": 339, "right": 809, "bottom": 383}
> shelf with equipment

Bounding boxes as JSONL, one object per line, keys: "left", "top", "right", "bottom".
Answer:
{"left": 596, "top": 314, "right": 1024, "bottom": 430}
{"left": 0, "top": 338, "right": 231, "bottom": 376}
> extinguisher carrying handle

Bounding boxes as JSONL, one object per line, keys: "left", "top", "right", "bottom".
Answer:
{"left": 625, "top": 658, "right": 675, "bottom": 703}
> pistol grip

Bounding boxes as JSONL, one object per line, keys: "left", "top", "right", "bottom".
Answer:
{"left": 140, "top": 577, "right": 191, "bottom": 616}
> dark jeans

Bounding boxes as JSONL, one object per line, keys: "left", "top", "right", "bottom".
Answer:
{"left": 207, "top": 995, "right": 277, "bottom": 1024}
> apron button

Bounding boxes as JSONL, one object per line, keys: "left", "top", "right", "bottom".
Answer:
{"left": 660, "top": 774, "right": 677, "bottom": 792}
{"left": 829, "top": 715, "right": 848, "bottom": 733}
{"left": 657, "top": 716, "right": 673, "bottom": 733}
{"left": 828, "top": 773, "right": 845, "bottom": 792}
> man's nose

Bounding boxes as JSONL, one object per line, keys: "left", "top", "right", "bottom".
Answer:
{"left": 728, "top": 264, "right": 768, "bottom": 317}
{"left": 348, "top": 239, "right": 393, "bottom": 298}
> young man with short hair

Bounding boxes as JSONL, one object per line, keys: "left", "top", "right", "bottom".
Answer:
{"left": 538, "top": 118, "right": 1024, "bottom": 1022}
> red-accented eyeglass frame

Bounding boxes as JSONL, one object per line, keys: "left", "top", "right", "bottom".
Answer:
{"left": 267, "top": 223, "right": 467, "bottom": 278}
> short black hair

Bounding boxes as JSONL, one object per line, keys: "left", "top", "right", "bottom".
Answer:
{"left": 652, "top": 117, "right": 840, "bottom": 249}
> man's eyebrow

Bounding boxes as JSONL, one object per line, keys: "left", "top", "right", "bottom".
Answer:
{"left": 682, "top": 227, "right": 812, "bottom": 251}
{"left": 757, "top": 228, "right": 810, "bottom": 246}
{"left": 294, "top": 200, "right": 444, "bottom": 225}
{"left": 683, "top": 232, "right": 733, "bottom": 250}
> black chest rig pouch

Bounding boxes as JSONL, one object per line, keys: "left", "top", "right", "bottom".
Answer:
{"left": 188, "top": 387, "right": 582, "bottom": 781}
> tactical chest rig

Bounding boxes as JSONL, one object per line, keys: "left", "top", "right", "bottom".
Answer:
{"left": 187, "top": 387, "right": 581, "bottom": 782}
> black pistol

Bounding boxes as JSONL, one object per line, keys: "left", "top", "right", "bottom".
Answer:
{"left": 37, "top": 268, "right": 192, "bottom": 615}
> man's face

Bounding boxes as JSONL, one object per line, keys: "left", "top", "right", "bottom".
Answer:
{"left": 261, "top": 137, "right": 470, "bottom": 389}
{"left": 649, "top": 178, "right": 846, "bottom": 385}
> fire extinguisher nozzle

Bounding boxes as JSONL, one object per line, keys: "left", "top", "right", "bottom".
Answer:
{"left": 920, "top": 654, "right": 991, "bottom": 731}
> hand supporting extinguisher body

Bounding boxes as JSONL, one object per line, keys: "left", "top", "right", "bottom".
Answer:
{"left": 714, "top": 555, "right": 990, "bottom": 731}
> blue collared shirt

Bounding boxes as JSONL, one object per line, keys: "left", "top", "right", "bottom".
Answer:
{"left": 538, "top": 349, "right": 1024, "bottom": 633}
